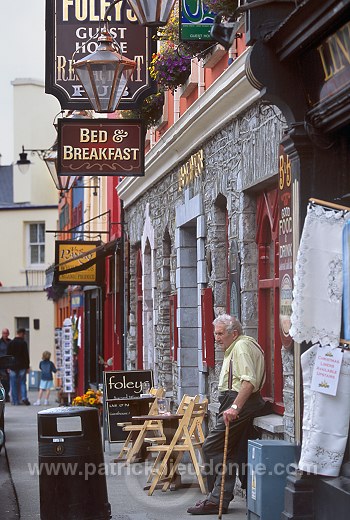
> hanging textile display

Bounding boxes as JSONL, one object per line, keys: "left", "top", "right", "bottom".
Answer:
{"left": 343, "top": 219, "right": 350, "bottom": 341}
{"left": 298, "top": 344, "right": 350, "bottom": 476}
{"left": 290, "top": 203, "right": 348, "bottom": 348}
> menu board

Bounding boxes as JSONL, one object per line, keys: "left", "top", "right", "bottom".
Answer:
{"left": 103, "top": 370, "right": 153, "bottom": 442}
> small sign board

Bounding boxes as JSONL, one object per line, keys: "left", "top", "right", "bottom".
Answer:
{"left": 104, "top": 370, "right": 153, "bottom": 400}
{"left": 311, "top": 347, "right": 343, "bottom": 396}
{"left": 103, "top": 370, "right": 153, "bottom": 442}
{"left": 57, "top": 119, "right": 145, "bottom": 177}
{"left": 180, "top": 0, "right": 215, "bottom": 41}
{"left": 55, "top": 239, "right": 102, "bottom": 286}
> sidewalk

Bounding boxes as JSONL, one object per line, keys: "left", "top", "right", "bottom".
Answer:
{"left": 1, "top": 390, "right": 248, "bottom": 519}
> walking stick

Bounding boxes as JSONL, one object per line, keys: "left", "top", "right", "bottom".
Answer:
{"left": 218, "top": 422, "right": 230, "bottom": 519}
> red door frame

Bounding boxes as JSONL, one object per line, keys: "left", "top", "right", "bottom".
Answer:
{"left": 256, "top": 189, "right": 284, "bottom": 414}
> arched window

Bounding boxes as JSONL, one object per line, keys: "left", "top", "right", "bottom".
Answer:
{"left": 256, "top": 189, "right": 283, "bottom": 414}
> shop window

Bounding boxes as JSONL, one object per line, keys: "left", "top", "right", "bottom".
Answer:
{"left": 169, "top": 293, "right": 178, "bottom": 361}
{"left": 201, "top": 288, "right": 215, "bottom": 367}
{"left": 27, "top": 222, "right": 45, "bottom": 265}
{"left": 256, "top": 189, "right": 284, "bottom": 414}
{"left": 59, "top": 204, "right": 69, "bottom": 230}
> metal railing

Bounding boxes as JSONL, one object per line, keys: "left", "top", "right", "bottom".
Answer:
{"left": 25, "top": 269, "right": 47, "bottom": 287}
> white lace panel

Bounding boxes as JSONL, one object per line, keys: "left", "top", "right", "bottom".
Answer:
{"left": 298, "top": 344, "right": 350, "bottom": 476}
{"left": 290, "top": 204, "right": 348, "bottom": 348}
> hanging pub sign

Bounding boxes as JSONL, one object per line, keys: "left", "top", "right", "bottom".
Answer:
{"left": 45, "top": 0, "right": 157, "bottom": 110}
{"left": 57, "top": 118, "right": 145, "bottom": 176}
{"left": 278, "top": 144, "right": 293, "bottom": 348}
{"left": 55, "top": 239, "right": 103, "bottom": 286}
{"left": 180, "top": 0, "right": 215, "bottom": 41}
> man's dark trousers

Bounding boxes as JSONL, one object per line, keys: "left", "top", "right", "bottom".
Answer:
{"left": 202, "top": 391, "right": 265, "bottom": 508}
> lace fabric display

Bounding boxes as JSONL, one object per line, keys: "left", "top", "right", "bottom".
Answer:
{"left": 290, "top": 203, "right": 348, "bottom": 347}
{"left": 298, "top": 344, "right": 350, "bottom": 476}
{"left": 343, "top": 219, "right": 350, "bottom": 340}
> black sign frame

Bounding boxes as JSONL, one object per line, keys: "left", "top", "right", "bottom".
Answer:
{"left": 103, "top": 370, "right": 154, "bottom": 442}
{"left": 57, "top": 118, "right": 145, "bottom": 177}
{"left": 45, "top": 0, "right": 157, "bottom": 110}
{"left": 54, "top": 239, "right": 103, "bottom": 286}
{"left": 103, "top": 369, "right": 153, "bottom": 400}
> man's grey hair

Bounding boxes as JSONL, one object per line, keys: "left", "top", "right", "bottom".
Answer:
{"left": 212, "top": 314, "right": 243, "bottom": 336}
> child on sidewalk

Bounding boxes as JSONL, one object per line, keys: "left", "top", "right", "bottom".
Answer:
{"left": 33, "top": 351, "right": 57, "bottom": 406}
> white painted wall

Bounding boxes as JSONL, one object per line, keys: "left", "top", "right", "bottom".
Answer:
{"left": 12, "top": 79, "right": 60, "bottom": 204}
{"left": 0, "top": 1, "right": 48, "bottom": 165}
{"left": 0, "top": 291, "right": 56, "bottom": 373}
{"left": 0, "top": 0, "right": 62, "bottom": 377}
{"left": 0, "top": 206, "right": 57, "bottom": 370}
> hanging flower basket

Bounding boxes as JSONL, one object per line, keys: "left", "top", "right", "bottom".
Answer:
{"left": 122, "top": 92, "right": 165, "bottom": 129}
{"left": 150, "top": 44, "right": 191, "bottom": 91}
{"left": 203, "top": 0, "right": 238, "bottom": 16}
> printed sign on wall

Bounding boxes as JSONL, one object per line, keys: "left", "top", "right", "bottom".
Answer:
{"left": 278, "top": 144, "right": 293, "bottom": 348}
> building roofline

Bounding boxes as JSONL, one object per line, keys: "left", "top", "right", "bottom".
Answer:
{"left": 11, "top": 78, "right": 45, "bottom": 87}
{"left": 117, "top": 49, "right": 259, "bottom": 208}
{"left": 0, "top": 204, "right": 57, "bottom": 211}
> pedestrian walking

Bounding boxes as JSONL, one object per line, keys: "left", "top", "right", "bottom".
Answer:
{"left": 187, "top": 314, "right": 266, "bottom": 515}
{"left": 0, "top": 328, "right": 11, "bottom": 402}
{"left": 33, "top": 351, "right": 57, "bottom": 405}
{"left": 7, "top": 328, "right": 30, "bottom": 406}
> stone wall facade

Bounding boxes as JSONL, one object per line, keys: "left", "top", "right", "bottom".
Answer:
{"left": 123, "top": 100, "right": 294, "bottom": 439}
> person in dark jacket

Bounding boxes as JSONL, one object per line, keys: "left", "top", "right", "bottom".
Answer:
{"left": 7, "top": 328, "right": 30, "bottom": 405}
{"left": 33, "top": 351, "right": 57, "bottom": 406}
{"left": 0, "top": 328, "right": 11, "bottom": 401}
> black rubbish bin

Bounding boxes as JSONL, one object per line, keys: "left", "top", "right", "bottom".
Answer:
{"left": 38, "top": 407, "right": 111, "bottom": 520}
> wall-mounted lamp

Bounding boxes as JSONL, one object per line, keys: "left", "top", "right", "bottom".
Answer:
{"left": 210, "top": 14, "right": 242, "bottom": 51}
{"left": 16, "top": 146, "right": 44, "bottom": 174}
{"left": 17, "top": 111, "right": 95, "bottom": 195}
{"left": 16, "top": 148, "right": 31, "bottom": 173}
{"left": 43, "top": 142, "right": 77, "bottom": 197}
{"left": 16, "top": 144, "right": 76, "bottom": 197}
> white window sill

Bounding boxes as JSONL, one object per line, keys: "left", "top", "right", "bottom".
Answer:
{"left": 208, "top": 403, "right": 284, "bottom": 435}
{"left": 253, "top": 414, "right": 284, "bottom": 434}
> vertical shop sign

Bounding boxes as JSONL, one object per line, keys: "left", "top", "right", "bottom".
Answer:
{"left": 278, "top": 145, "right": 293, "bottom": 348}
{"left": 46, "top": 0, "right": 157, "bottom": 110}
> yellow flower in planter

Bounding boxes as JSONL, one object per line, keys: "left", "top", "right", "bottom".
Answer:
{"left": 72, "top": 389, "right": 102, "bottom": 408}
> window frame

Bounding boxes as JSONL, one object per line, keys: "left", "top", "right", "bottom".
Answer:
{"left": 169, "top": 293, "right": 178, "bottom": 362}
{"left": 27, "top": 222, "right": 45, "bottom": 267}
{"left": 256, "top": 189, "right": 284, "bottom": 414}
